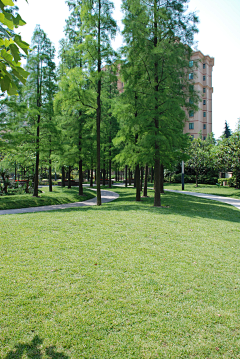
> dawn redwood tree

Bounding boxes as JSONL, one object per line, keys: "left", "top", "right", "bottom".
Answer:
{"left": 40, "top": 40, "right": 58, "bottom": 192}
{"left": 79, "top": 0, "right": 117, "bottom": 205}
{"left": 121, "top": 0, "right": 199, "bottom": 206}
{"left": 56, "top": 2, "right": 94, "bottom": 196}
{"left": 25, "top": 26, "right": 57, "bottom": 197}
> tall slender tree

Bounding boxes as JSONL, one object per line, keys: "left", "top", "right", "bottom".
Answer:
{"left": 121, "top": 0, "right": 199, "bottom": 206}
{"left": 25, "top": 26, "right": 57, "bottom": 197}
{"left": 80, "top": 0, "right": 117, "bottom": 205}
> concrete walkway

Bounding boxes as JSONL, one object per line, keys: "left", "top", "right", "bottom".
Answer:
{"left": 0, "top": 189, "right": 119, "bottom": 216}
{"left": 165, "top": 189, "right": 240, "bottom": 211}
{"left": 1, "top": 185, "right": 240, "bottom": 215}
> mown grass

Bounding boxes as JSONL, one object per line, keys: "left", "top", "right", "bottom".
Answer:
{"left": 0, "top": 186, "right": 95, "bottom": 210}
{"left": 0, "top": 187, "right": 239, "bottom": 358}
{"left": 146, "top": 182, "right": 240, "bottom": 199}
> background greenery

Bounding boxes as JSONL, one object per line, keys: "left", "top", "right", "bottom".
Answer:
{"left": 0, "top": 186, "right": 95, "bottom": 210}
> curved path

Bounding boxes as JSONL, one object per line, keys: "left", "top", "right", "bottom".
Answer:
{"left": 1, "top": 186, "right": 240, "bottom": 215}
{"left": 165, "top": 189, "right": 240, "bottom": 210}
{"left": 0, "top": 189, "right": 119, "bottom": 216}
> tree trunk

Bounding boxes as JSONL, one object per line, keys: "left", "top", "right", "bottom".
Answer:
{"left": 143, "top": 165, "right": 148, "bottom": 197}
{"left": 33, "top": 113, "right": 40, "bottom": 197}
{"left": 96, "top": 0, "right": 101, "bottom": 206}
{"left": 154, "top": 159, "right": 161, "bottom": 206}
{"left": 125, "top": 165, "right": 128, "bottom": 187}
{"left": 103, "top": 163, "right": 106, "bottom": 186}
{"left": 195, "top": 174, "right": 198, "bottom": 187}
{"left": 135, "top": 164, "right": 141, "bottom": 201}
{"left": 153, "top": 1, "right": 161, "bottom": 207}
{"left": 14, "top": 162, "right": 17, "bottom": 183}
{"left": 90, "top": 168, "right": 93, "bottom": 187}
{"left": 140, "top": 166, "right": 144, "bottom": 191}
{"left": 62, "top": 167, "right": 65, "bottom": 187}
{"left": 129, "top": 168, "right": 131, "bottom": 185}
{"left": 68, "top": 166, "right": 71, "bottom": 189}
{"left": 49, "top": 159, "right": 52, "bottom": 192}
{"left": 151, "top": 166, "right": 154, "bottom": 183}
{"left": 108, "top": 160, "right": 112, "bottom": 188}
{"left": 160, "top": 163, "right": 164, "bottom": 194}
{"left": 79, "top": 159, "right": 83, "bottom": 195}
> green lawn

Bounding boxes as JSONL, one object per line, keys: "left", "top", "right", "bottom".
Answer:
{"left": 0, "top": 186, "right": 95, "bottom": 210}
{"left": 1, "top": 187, "right": 239, "bottom": 358}
{"left": 153, "top": 182, "right": 240, "bottom": 199}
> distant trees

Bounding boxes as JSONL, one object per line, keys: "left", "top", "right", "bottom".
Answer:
{"left": 223, "top": 121, "right": 232, "bottom": 138}
{"left": 4, "top": 0, "right": 240, "bottom": 200}
{"left": 185, "top": 135, "right": 216, "bottom": 187}
{"left": 215, "top": 131, "right": 240, "bottom": 188}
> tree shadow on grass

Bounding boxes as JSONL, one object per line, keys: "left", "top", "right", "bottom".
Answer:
{"left": 52, "top": 189, "right": 240, "bottom": 224}
{"left": 4, "top": 335, "right": 69, "bottom": 359}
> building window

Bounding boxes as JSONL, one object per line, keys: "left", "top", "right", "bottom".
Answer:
{"left": 190, "top": 135, "right": 194, "bottom": 140}
{"left": 203, "top": 75, "right": 206, "bottom": 81}
{"left": 189, "top": 73, "right": 194, "bottom": 80}
{"left": 203, "top": 88, "right": 206, "bottom": 93}
{"left": 203, "top": 112, "right": 206, "bottom": 117}
{"left": 189, "top": 98, "right": 193, "bottom": 104}
{"left": 189, "top": 60, "right": 193, "bottom": 67}
{"left": 189, "top": 85, "right": 194, "bottom": 92}
{"left": 189, "top": 123, "right": 194, "bottom": 130}
{"left": 203, "top": 63, "right": 206, "bottom": 69}
{"left": 203, "top": 124, "right": 206, "bottom": 129}
{"left": 189, "top": 110, "right": 194, "bottom": 117}
{"left": 203, "top": 136, "right": 206, "bottom": 140}
{"left": 203, "top": 100, "right": 206, "bottom": 105}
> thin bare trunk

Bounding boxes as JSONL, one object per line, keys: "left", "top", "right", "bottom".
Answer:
{"left": 135, "top": 165, "right": 141, "bottom": 201}
{"left": 143, "top": 165, "right": 148, "bottom": 197}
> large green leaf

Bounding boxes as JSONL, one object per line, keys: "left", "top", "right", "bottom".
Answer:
{"left": 9, "top": 43, "right": 21, "bottom": 63}
{"left": 3, "top": 12, "right": 14, "bottom": 30}
{"left": 0, "top": 75, "right": 10, "bottom": 92}
{"left": 1, "top": 0, "right": 14, "bottom": 6}
{"left": 14, "top": 14, "right": 26, "bottom": 27}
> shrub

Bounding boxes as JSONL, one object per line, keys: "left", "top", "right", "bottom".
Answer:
{"left": 218, "top": 177, "right": 235, "bottom": 187}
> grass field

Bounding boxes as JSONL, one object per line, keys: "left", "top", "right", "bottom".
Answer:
{"left": 0, "top": 186, "right": 95, "bottom": 210}
{"left": 163, "top": 182, "right": 240, "bottom": 199}
{"left": 0, "top": 187, "right": 239, "bottom": 358}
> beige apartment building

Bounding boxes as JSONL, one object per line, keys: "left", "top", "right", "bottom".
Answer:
{"left": 184, "top": 51, "right": 214, "bottom": 139}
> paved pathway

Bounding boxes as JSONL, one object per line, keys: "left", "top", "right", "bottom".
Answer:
{"left": 1, "top": 185, "right": 240, "bottom": 215}
{"left": 0, "top": 189, "right": 119, "bottom": 216}
{"left": 165, "top": 189, "right": 240, "bottom": 211}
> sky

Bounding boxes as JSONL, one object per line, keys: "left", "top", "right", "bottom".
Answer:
{"left": 16, "top": 0, "right": 240, "bottom": 139}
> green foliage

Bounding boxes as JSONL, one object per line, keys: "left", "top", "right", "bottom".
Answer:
{"left": 0, "top": 186, "right": 95, "bottom": 210}
{"left": 0, "top": 0, "right": 29, "bottom": 94}
{"left": 185, "top": 136, "right": 217, "bottom": 186}
{"left": 223, "top": 120, "right": 232, "bottom": 138}
{"left": 218, "top": 177, "right": 235, "bottom": 187}
{"left": 115, "top": 0, "right": 199, "bottom": 205}
{"left": 215, "top": 130, "right": 240, "bottom": 188}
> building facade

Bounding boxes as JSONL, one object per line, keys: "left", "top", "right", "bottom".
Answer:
{"left": 184, "top": 51, "right": 214, "bottom": 140}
